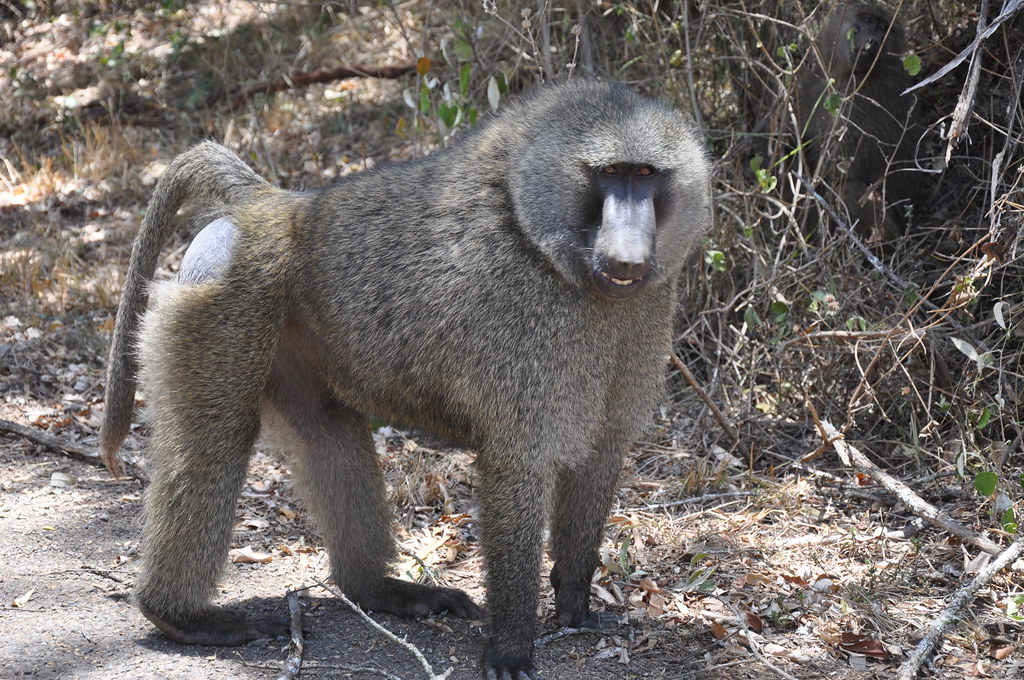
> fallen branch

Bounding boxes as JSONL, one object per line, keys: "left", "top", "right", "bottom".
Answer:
{"left": 815, "top": 419, "right": 1001, "bottom": 555}
{"left": 669, "top": 353, "right": 740, "bottom": 446}
{"left": 314, "top": 578, "right": 453, "bottom": 680}
{"left": 230, "top": 63, "right": 417, "bottom": 109}
{"left": 0, "top": 418, "right": 146, "bottom": 479}
{"left": 896, "top": 537, "right": 1024, "bottom": 680}
{"left": 944, "top": 0, "right": 989, "bottom": 163}
{"left": 276, "top": 589, "right": 306, "bottom": 680}
{"left": 0, "top": 418, "right": 103, "bottom": 467}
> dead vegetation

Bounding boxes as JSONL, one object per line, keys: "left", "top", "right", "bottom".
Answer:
{"left": 2, "top": 1, "right": 1024, "bottom": 678}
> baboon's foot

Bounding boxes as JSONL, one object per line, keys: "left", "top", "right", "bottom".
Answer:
{"left": 138, "top": 601, "right": 288, "bottom": 646}
{"left": 553, "top": 588, "right": 589, "bottom": 628}
{"left": 483, "top": 642, "right": 538, "bottom": 680}
{"left": 349, "top": 577, "right": 483, "bottom": 619}
{"left": 551, "top": 564, "right": 612, "bottom": 628}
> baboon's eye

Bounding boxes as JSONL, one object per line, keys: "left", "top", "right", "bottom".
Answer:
{"left": 601, "top": 165, "right": 621, "bottom": 176}
{"left": 637, "top": 165, "right": 656, "bottom": 177}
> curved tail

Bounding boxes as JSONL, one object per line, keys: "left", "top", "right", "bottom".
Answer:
{"left": 100, "top": 142, "right": 268, "bottom": 477}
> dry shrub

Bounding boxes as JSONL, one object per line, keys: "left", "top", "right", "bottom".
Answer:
{"left": 676, "top": 2, "right": 1023, "bottom": 495}
{"left": 2, "top": 0, "right": 1021, "bottom": 493}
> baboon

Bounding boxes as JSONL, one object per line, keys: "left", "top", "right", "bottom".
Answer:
{"left": 100, "top": 80, "right": 711, "bottom": 678}
{"left": 797, "top": 1, "right": 923, "bottom": 240}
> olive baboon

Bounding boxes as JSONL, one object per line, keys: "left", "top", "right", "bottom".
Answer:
{"left": 101, "top": 80, "right": 711, "bottom": 678}
{"left": 797, "top": 1, "right": 923, "bottom": 240}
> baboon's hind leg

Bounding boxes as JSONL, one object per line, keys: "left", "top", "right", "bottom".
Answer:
{"left": 265, "top": 321, "right": 483, "bottom": 619}
{"left": 135, "top": 282, "right": 288, "bottom": 645}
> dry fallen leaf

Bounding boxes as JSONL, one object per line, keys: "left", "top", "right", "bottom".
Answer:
{"left": 647, "top": 592, "right": 666, "bottom": 617}
{"left": 986, "top": 639, "right": 1014, "bottom": 660}
{"left": 228, "top": 546, "right": 272, "bottom": 564}
{"left": 13, "top": 588, "right": 36, "bottom": 607}
{"left": 593, "top": 583, "right": 618, "bottom": 605}
{"left": 839, "top": 632, "right": 892, "bottom": 660}
{"left": 744, "top": 572, "right": 772, "bottom": 586}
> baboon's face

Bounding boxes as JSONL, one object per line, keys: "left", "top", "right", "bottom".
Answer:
{"left": 587, "top": 162, "right": 667, "bottom": 299}
{"left": 507, "top": 83, "right": 708, "bottom": 299}
{"left": 844, "top": 9, "right": 893, "bottom": 72}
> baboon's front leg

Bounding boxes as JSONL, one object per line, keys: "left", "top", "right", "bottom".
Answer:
{"left": 478, "top": 450, "right": 550, "bottom": 680}
{"left": 549, "top": 442, "right": 627, "bottom": 628}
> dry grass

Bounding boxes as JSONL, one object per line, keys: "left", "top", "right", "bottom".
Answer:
{"left": 2, "top": 0, "right": 1023, "bottom": 676}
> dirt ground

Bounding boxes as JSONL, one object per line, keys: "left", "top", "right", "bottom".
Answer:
{"left": 3, "top": 421, "right": 1022, "bottom": 680}
{"left": 0, "top": 437, "right": 741, "bottom": 680}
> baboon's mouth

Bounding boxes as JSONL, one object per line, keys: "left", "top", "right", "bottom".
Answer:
{"left": 600, "top": 271, "right": 643, "bottom": 287}
{"left": 593, "top": 269, "right": 650, "bottom": 300}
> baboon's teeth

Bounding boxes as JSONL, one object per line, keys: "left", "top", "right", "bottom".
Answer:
{"left": 600, "top": 272, "right": 638, "bottom": 286}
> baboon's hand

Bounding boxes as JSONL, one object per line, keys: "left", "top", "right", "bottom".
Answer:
{"left": 139, "top": 602, "right": 288, "bottom": 646}
{"left": 482, "top": 643, "right": 538, "bottom": 680}
{"left": 351, "top": 577, "right": 483, "bottom": 619}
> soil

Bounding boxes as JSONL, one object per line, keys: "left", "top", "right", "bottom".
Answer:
{"left": 0, "top": 440, "right": 737, "bottom": 680}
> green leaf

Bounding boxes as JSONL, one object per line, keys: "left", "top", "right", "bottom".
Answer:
{"left": 974, "top": 471, "right": 998, "bottom": 497}
{"left": 808, "top": 290, "right": 827, "bottom": 312}
{"left": 459, "top": 63, "right": 471, "bottom": 98}
{"left": 744, "top": 306, "right": 762, "bottom": 331}
{"left": 704, "top": 249, "right": 727, "bottom": 272}
{"left": 1008, "top": 594, "right": 1024, "bottom": 621}
{"left": 1000, "top": 508, "right": 1017, "bottom": 534}
{"left": 977, "top": 405, "right": 992, "bottom": 430}
{"left": 824, "top": 93, "right": 842, "bottom": 115}
{"left": 454, "top": 38, "right": 472, "bottom": 62}
{"left": 903, "top": 53, "right": 921, "bottom": 76}
{"left": 756, "top": 168, "right": 777, "bottom": 193}
{"left": 770, "top": 300, "right": 789, "bottom": 323}
{"left": 846, "top": 316, "right": 867, "bottom": 332}
{"left": 437, "top": 102, "right": 457, "bottom": 127}
{"left": 418, "top": 82, "right": 431, "bottom": 114}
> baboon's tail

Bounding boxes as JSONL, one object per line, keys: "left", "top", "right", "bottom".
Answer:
{"left": 100, "top": 142, "right": 268, "bottom": 477}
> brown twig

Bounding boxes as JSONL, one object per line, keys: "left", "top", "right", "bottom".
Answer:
{"left": 229, "top": 63, "right": 417, "bottom": 110}
{"left": 276, "top": 589, "right": 306, "bottom": 680}
{"left": 814, "top": 418, "right": 1002, "bottom": 555}
{"left": 669, "top": 353, "right": 740, "bottom": 446}
{"left": 896, "top": 537, "right": 1024, "bottom": 680}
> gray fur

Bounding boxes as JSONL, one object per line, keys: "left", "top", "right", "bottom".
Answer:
{"left": 100, "top": 80, "right": 711, "bottom": 677}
